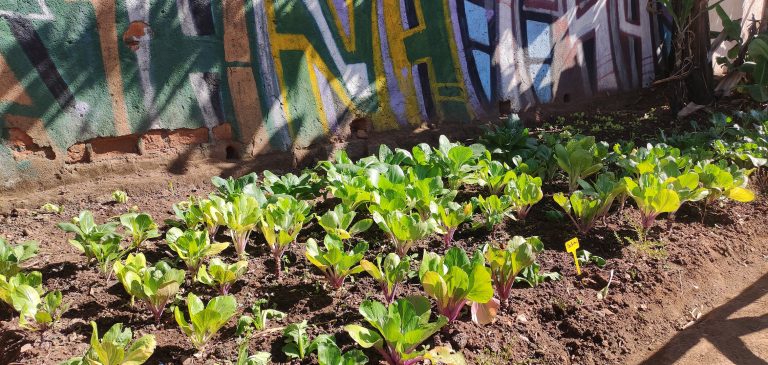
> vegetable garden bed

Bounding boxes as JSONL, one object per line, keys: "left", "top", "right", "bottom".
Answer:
{"left": 1, "top": 107, "right": 767, "bottom": 365}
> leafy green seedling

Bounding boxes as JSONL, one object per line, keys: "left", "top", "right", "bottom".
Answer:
{"left": 196, "top": 258, "right": 248, "bottom": 295}
{"left": 472, "top": 195, "right": 515, "bottom": 231}
{"left": 211, "top": 172, "right": 259, "bottom": 201}
{"left": 371, "top": 209, "right": 434, "bottom": 257}
{"left": 282, "top": 320, "right": 321, "bottom": 360}
{"left": 113, "top": 253, "right": 185, "bottom": 322}
{"left": 484, "top": 236, "right": 539, "bottom": 302}
{"left": 436, "top": 202, "right": 473, "bottom": 247}
{"left": 316, "top": 205, "right": 372, "bottom": 240}
{"left": 505, "top": 172, "right": 543, "bottom": 220}
{"left": 419, "top": 247, "right": 497, "bottom": 324}
{"left": 0, "top": 271, "right": 42, "bottom": 307}
{"left": 305, "top": 236, "right": 368, "bottom": 290}
{"left": 0, "top": 237, "right": 38, "bottom": 277}
{"left": 175, "top": 293, "right": 237, "bottom": 351}
{"left": 344, "top": 296, "right": 447, "bottom": 365}
{"left": 623, "top": 174, "right": 683, "bottom": 232}
{"left": 166, "top": 228, "right": 229, "bottom": 272}
{"left": 40, "top": 203, "right": 64, "bottom": 214}
{"left": 236, "top": 298, "right": 286, "bottom": 336}
{"left": 112, "top": 190, "right": 128, "bottom": 204}
{"left": 317, "top": 335, "right": 368, "bottom": 365}
{"left": 60, "top": 322, "right": 156, "bottom": 365}
{"left": 120, "top": 213, "right": 161, "bottom": 250}
{"left": 13, "top": 287, "right": 68, "bottom": 332}
{"left": 224, "top": 195, "right": 264, "bottom": 258}
{"left": 260, "top": 196, "right": 311, "bottom": 277}
{"left": 360, "top": 253, "right": 412, "bottom": 304}
{"left": 554, "top": 136, "right": 607, "bottom": 191}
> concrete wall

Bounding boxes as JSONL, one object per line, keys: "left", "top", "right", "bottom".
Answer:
{"left": 0, "top": 0, "right": 663, "bottom": 188}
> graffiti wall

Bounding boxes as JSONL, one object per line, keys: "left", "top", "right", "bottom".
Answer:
{"left": 0, "top": 0, "right": 662, "bottom": 186}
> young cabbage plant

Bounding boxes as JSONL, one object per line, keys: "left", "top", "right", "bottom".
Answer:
{"left": 471, "top": 194, "right": 515, "bottom": 231}
{"left": 113, "top": 253, "right": 185, "bottom": 322}
{"left": 166, "top": 228, "right": 229, "bottom": 272}
{"left": 89, "top": 235, "right": 125, "bottom": 281}
{"left": 119, "top": 213, "right": 161, "bottom": 250}
{"left": 317, "top": 335, "right": 369, "bottom": 365}
{"left": 59, "top": 322, "right": 156, "bottom": 365}
{"left": 554, "top": 136, "right": 607, "bottom": 191}
{"left": 211, "top": 172, "right": 259, "bottom": 201}
{"left": 419, "top": 247, "right": 497, "bottom": 324}
{"left": 235, "top": 346, "right": 271, "bottom": 365}
{"left": 623, "top": 174, "right": 683, "bottom": 232}
{"left": 223, "top": 195, "right": 263, "bottom": 258}
{"left": 282, "top": 320, "right": 321, "bottom": 360}
{"left": 370, "top": 209, "right": 435, "bottom": 257}
{"left": 236, "top": 298, "right": 286, "bottom": 335}
{"left": 58, "top": 211, "right": 121, "bottom": 263}
{"left": 432, "top": 135, "right": 486, "bottom": 189}
{"left": 695, "top": 161, "right": 756, "bottom": 205}
{"left": 13, "top": 287, "right": 69, "bottom": 332}
{"left": 326, "top": 174, "right": 377, "bottom": 211}
{"left": 0, "top": 238, "right": 38, "bottom": 277}
{"left": 175, "top": 293, "right": 237, "bottom": 351}
{"left": 260, "top": 196, "right": 311, "bottom": 277}
{"left": 465, "top": 156, "right": 517, "bottom": 195}
{"left": 403, "top": 176, "right": 455, "bottom": 220}
{"left": 517, "top": 263, "right": 562, "bottom": 287}
{"left": 316, "top": 205, "right": 372, "bottom": 240}
{"left": 170, "top": 198, "right": 205, "bottom": 230}
{"left": 436, "top": 202, "right": 473, "bottom": 247}
{"left": 360, "top": 253, "right": 412, "bottom": 304}
{"left": 112, "top": 190, "right": 128, "bottom": 204}
{"left": 553, "top": 173, "right": 624, "bottom": 234}
{"left": 0, "top": 271, "right": 42, "bottom": 307}
{"left": 40, "top": 203, "right": 64, "bottom": 214}
{"left": 262, "top": 170, "right": 322, "bottom": 200}
{"left": 504, "top": 172, "right": 543, "bottom": 220}
{"left": 483, "top": 236, "right": 539, "bottom": 303}
{"left": 344, "top": 296, "right": 447, "bottom": 365}
{"left": 666, "top": 171, "right": 709, "bottom": 219}
{"left": 196, "top": 258, "right": 248, "bottom": 295}
{"left": 305, "top": 236, "right": 368, "bottom": 290}
{"left": 199, "top": 195, "right": 227, "bottom": 239}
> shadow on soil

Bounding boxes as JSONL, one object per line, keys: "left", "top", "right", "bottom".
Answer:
{"left": 638, "top": 273, "right": 768, "bottom": 365}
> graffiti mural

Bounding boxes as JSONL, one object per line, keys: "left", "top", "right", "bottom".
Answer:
{"left": 0, "top": 0, "right": 668, "bottom": 184}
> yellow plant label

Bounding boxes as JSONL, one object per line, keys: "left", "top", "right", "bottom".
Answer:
{"left": 565, "top": 238, "right": 581, "bottom": 275}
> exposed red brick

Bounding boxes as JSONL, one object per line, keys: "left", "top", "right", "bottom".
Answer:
{"left": 8, "top": 128, "right": 55, "bottom": 160}
{"left": 67, "top": 143, "right": 88, "bottom": 163}
{"left": 90, "top": 135, "right": 139, "bottom": 159}
{"left": 212, "top": 124, "right": 233, "bottom": 141}
{"left": 140, "top": 130, "right": 167, "bottom": 153}
{"left": 167, "top": 128, "right": 208, "bottom": 147}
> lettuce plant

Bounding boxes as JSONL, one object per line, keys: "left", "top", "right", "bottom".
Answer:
{"left": 199, "top": 195, "right": 227, "bottom": 239}
{"left": 370, "top": 209, "right": 435, "bottom": 256}
{"left": 465, "top": 157, "right": 517, "bottom": 195}
{"left": 472, "top": 194, "right": 515, "bottom": 231}
{"left": 436, "top": 202, "right": 473, "bottom": 247}
{"left": 196, "top": 258, "right": 248, "bottom": 294}
{"left": 0, "top": 271, "right": 42, "bottom": 307}
{"left": 12, "top": 287, "right": 68, "bottom": 332}
{"left": 166, "top": 228, "right": 229, "bottom": 272}
{"left": 283, "top": 320, "right": 321, "bottom": 360}
{"left": 418, "top": 247, "right": 496, "bottom": 324}
{"left": 40, "top": 203, "right": 64, "bottom": 214}
{"left": 554, "top": 136, "right": 607, "bottom": 191}
{"left": 403, "top": 176, "right": 455, "bottom": 220}
{"left": 360, "top": 253, "right": 411, "bottom": 304}
{"left": 316, "top": 205, "right": 372, "bottom": 240}
{"left": 236, "top": 298, "right": 286, "bottom": 334}
{"left": 119, "top": 213, "right": 161, "bottom": 250}
{"left": 326, "top": 174, "right": 376, "bottom": 211}
{"left": 317, "top": 335, "right": 368, "bottom": 365}
{"left": 305, "top": 236, "right": 368, "bottom": 289}
{"left": 344, "top": 296, "right": 447, "bottom": 365}
{"left": 175, "top": 293, "right": 237, "bottom": 351}
{"left": 517, "top": 262, "right": 562, "bottom": 287}
{"left": 171, "top": 198, "right": 204, "bottom": 230}
{"left": 113, "top": 253, "right": 185, "bottom": 322}
{"left": 262, "top": 170, "right": 322, "bottom": 200}
{"left": 58, "top": 211, "right": 121, "bottom": 263}
{"left": 60, "top": 322, "right": 156, "bottom": 365}
{"left": 623, "top": 174, "right": 683, "bottom": 232}
{"left": 112, "top": 190, "right": 128, "bottom": 204}
{"left": 554, "top": 173, "right": 624, "bottom": 234}
{"left": 504, "top": 172, "right": 543, "bottom": 220}
{"left": 695, "top": 162, "right": 756, "bottom": 205}
{"left": 223, "top": 195, "right": 263, "bottom": 258}
{"left": 0, "top": 237, "right": 38, "bottom": 277}
{"left": 431, "top": 136, "right": 486, "bottom": 189}
{"left": 212, "top": 172, "right": 258, "bottom": 201}
{"left": 484, "top": 236, "right": 538, "bottom": 302}
{"left": 260, "top": 196, "right": 311, "bottom": 277}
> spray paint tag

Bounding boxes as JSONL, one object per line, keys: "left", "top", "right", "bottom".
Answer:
{"left": 565, "top": 238, "right": 581, "bottom": 276}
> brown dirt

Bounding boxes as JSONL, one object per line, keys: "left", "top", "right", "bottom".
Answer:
{"left": 1, "top": 97, "right": 767, "bottom": 365}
